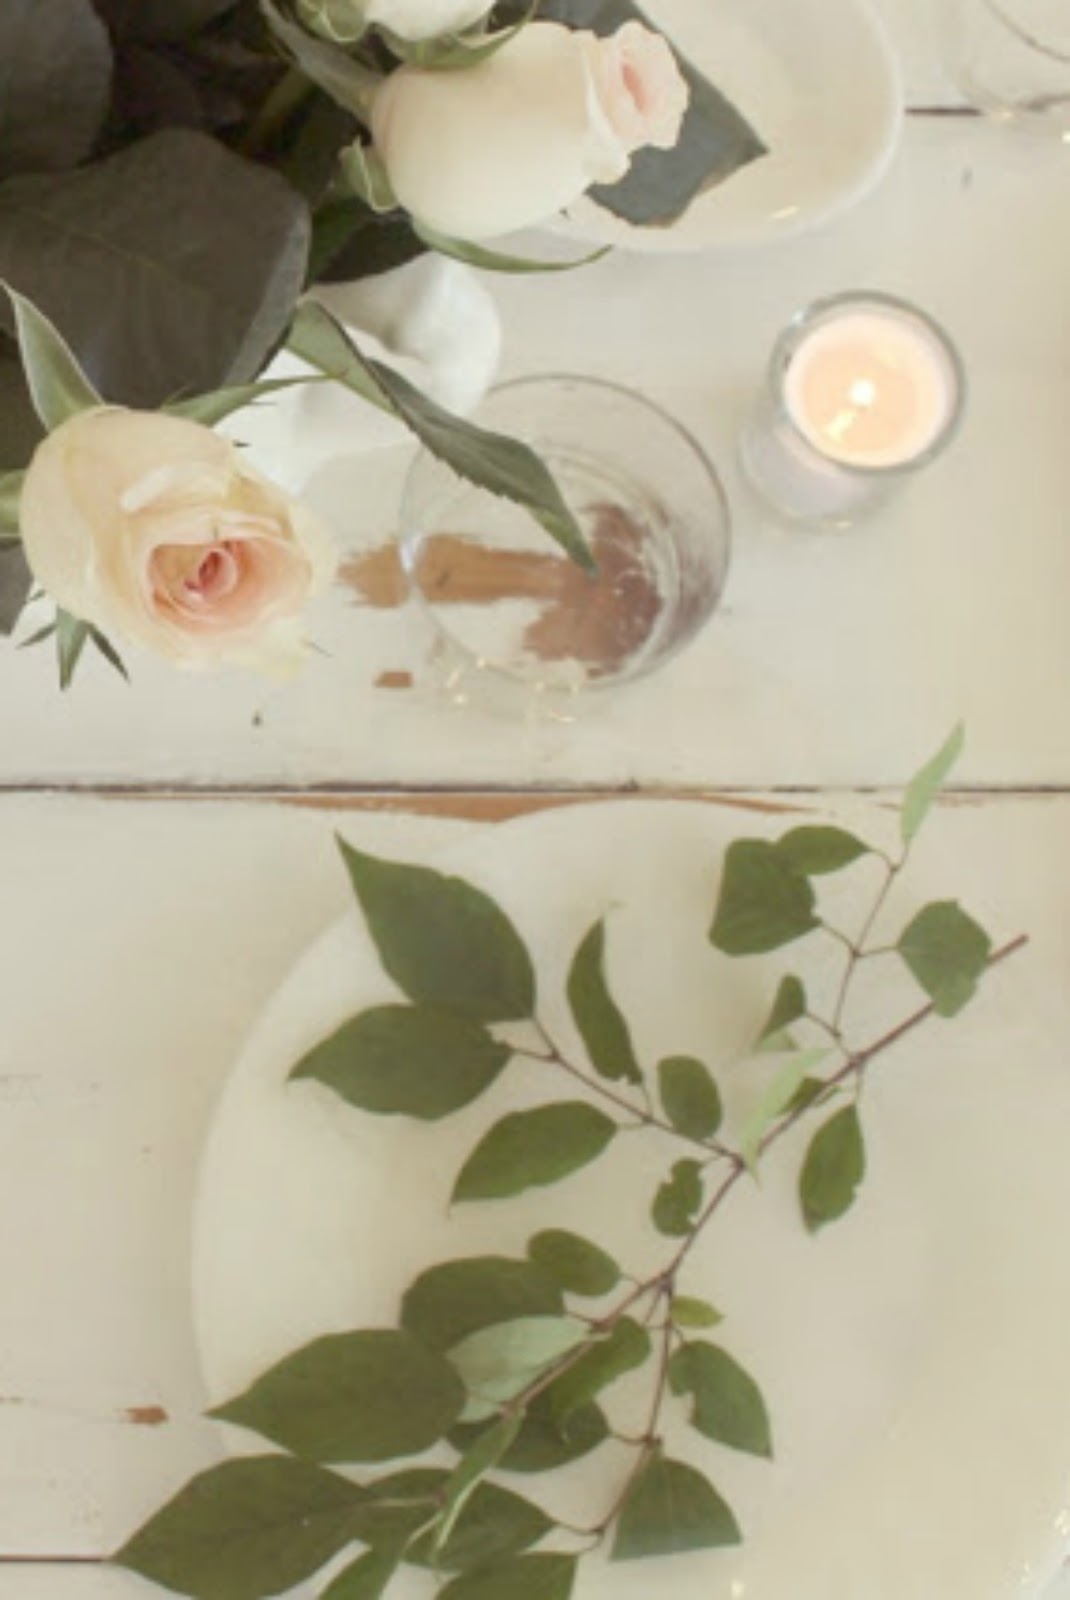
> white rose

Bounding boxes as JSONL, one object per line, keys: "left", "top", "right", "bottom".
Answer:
{"left": 19, "top": 408, "right": 336, "bottom": 674}
{"left": 372, "top": 20, "right": 690, "bottom": 240}
{"left": 302, "top": 0, "right": 495, "bottom": 42}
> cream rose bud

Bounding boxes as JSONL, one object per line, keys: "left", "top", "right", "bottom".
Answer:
{"left": 19, "top": 408, "right": 336, "bottom": 674}
{"left": 308, "top": 0, "right": 495, "bottom": 42}
{"left": 372, "top": 20, "right": 689, "bottom": 241}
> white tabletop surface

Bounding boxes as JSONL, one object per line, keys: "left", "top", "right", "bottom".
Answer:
{"left": 3, "top": 0, "right": 1070, "bottom": 1595}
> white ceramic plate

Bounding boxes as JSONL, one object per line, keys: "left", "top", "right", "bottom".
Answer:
{"left": 193, "top": 801, "right": 1070, "bottom": 1600}
{"left": 549, "top": 0, "right": 903, "bottom": 252}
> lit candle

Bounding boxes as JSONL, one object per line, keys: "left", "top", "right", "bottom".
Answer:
{"left": 741, "top": 293, "right": 966, "bottom": 526}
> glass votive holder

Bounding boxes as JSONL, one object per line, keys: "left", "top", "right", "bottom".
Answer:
{"left": 398, "top": 375, "right": 731, "bottom": 718}
{"left": 739, "top": 291, "right": 966, "bottom": 530}
{"left": 945, "top": 0, "right": 1070, "bottom": 139}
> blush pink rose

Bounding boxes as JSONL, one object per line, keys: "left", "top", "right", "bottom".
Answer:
{"left": 19, "top": 407, "right": 336, "bottom": 673}
{"left": 580, "top": 19, "right": 689, "bottom": 155}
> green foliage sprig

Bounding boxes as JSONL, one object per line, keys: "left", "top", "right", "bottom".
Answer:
{"left": 116, "top": 729, "right": 1027, "bottom": 1600}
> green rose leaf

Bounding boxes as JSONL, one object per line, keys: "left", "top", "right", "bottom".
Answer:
{"left": 657, "top": 1056, "right": 722, "bottom": 1139}
{"left": 288, "top": 302, "right": 592, "bottom": 568}
{"left": 113, "top": 1456, "right": 370, "bottom": 1600}
{"left": 401, "top": 1257, "right": 563, "bottom": 1353}
{"left": 566, "top": 918, "right": 643, "bottom": 1085}
{"left": 449, "top": 1393, "right": 609, "bottom": 1474}
{"left": 527, "top": 1230, "right": 620, "bottom": 1297}
{"left": 710, "top": 840, "right": 818, "bottom": 956}
{"left": 897, "top": 900, "right": 993, "bottom": 1017}
{"left": 439, "top": 1553, "right": 577, "bottom": 1600}
{"left": 2, "top": 282, "right": 102, "bottom": 430}
{"left": 776, "top": 826, "right": 870, "bottom": 876}
{"left": 166, "top": 375, "right": 323, "bottom": 427}
{"left": 337, "top": 840, "right": 535, "bottom": 1022}
{"left": 452, "top": 1103, "right": 617, "bottom": 1203}
{"left": 547, "top": 1317, "right": 651, "bottom": 1426}
{"left": 210, "top": 1330, "right": 464, "bottom": 1463}
{"left": 0, "top": 0, "right": 112, "bottom": 184}
{"left": 611, "top": 1449, "right": 741, "bottom": 1560}
{"left": 757, "top": 975, "right": 807, "bottom": 1046}
{"left": 668, "top": 1341, "right": 773, "bottom": 1458}
{"left": 652, "top": 1158, "right": 703, "bottom": 1238}
{"left": 669, "top": 1295, "right": 722, "bottom": 1330}
{"left": 321, "top": 1548, "right": 399, "bottom": 1600}
{"left": 263, "top": 1, "right": 375, "bottom": 113}
{"left": 739, "top": 1050, "right": 830, "bottom": 1173}
{"left": 799, "top": 1105, "right": 867, "bottom": 1234}
{"left": 901, "top": 724, "right": 965, "bottom": 845}
{"left": 291, "top": 1004, "right": 511, "bottom": 1120}
{"left": 447, "top": 1316, "right": 589, "bottom": 1419}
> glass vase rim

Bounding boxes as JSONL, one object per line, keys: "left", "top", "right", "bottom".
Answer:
{"left": 981, "top": 0, "right": 1070, "bottom": 65}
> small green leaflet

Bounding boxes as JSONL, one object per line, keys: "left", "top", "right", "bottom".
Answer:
{"left": 710, "top": 839, "right": 818, "bottom": 956}
{"left": 799, "top": 1106, "right": 867, "bottom": 1233}
{"left": 901, "top": 724, "right": 965, "bottom": 845}
{"left": 527, "top": 1230, "right": 620, "bottom": 1297}
{"left": 669, "top": 1295, "right": 722, "bottom": 1330}
{"left": 668, "top": 1341, "right": 773, "bottom": 1458}
{"left": 611, "top": 1449, "right": 740, "bottom": 1560}
{"left": 566, "top": 918, "right": 642, "bottom": 1084}
{"left": 757, "top": 975, "right": 807, "bottom": 1047}
{"left": 320, "top": 1547, "right": 399, "bottom": 1600}
{"left": 739, "top": 1050, "right": 830, "bottom": 1173}
{"left": 401, "top": 1257, "right": 563, "bottom": 1353}
{"left": 652, "top": 1158, "right": 704, "bottom": 1237}
{"left": 546, "top": 1317, "right": 651, "bottom": 1426}
{"left": 2, "top": 280, "right": 102, "bottom": 429}
{"left": 896, "top": 900, "right": 992, "bottom": 1017}
{"left": 428, "top": 1412, "right": 523, "bottom": 1563}
{"left": 347, "top": 1468, "right": 550, "bottom": 1572}
{"left": 657, "top": 1055, "right": 722, "bottom": 1138}
{"left": 449, "top": 1393, "right": 609, "bottom": 1474}
{"left": 447, "top": 1316, "right": 589, "bottom": 1420}
{"left": 452, "top": 1102, "right": 617, "bottom": 1203}
{"left": 439, "top": 1553, "right": 578, "bottom": 1600}
{"left": 776, "top": 826, "right": 870, "bottom": 876}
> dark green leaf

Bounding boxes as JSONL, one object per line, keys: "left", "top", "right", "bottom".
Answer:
{"left": 449, "top": 1393, "right": 608, "bottom": 1474}
{"left": 657, "top": 1056, "right": 722, "bottom": 1138}
{"left": 535, "top": 0, "right": 764, "bottom": 227}
{"left": 669, "top": 1342, "right": 773, "bottom": 1458}
{"left": 2, "top": 283, "right": 102, "bottom": 428}
{"left": 0, "top": 130, "right": 309, "bottom": 406}
{"left": 902, "top": 724, "right": 965, "bottom": 845}
{"left": 452, "top": 1103, "right": 616, "bottom": 1203}
{"left": 430, "top": 1413, "right": 522, "bottom": 1562}
{"left": 757, "top": 975, "right": 807, "bottom": 1044}
{"left": 291, "top": 1004, "right": 511, "bottom": 1120}
{"left": 669, "top": 1295, "right": 722, "bottom": 1330}
{"left": 87, "top": 624, "right": 129, "bottom": 682}
{"left": 440, "top": 1553, "right": 577, "bottom": 1600}
{"left": 897, "top": 900, "right": 992, "bottom": 1017}
{"left": 739, "top": 1050, "right": 829, "bottom": 1173}
{"left": 311, "top": 200, "right": 424, "bottom": 286}
{"left": 210, "top": 1329, "right": 464, "bottom": 1463}
{"left": 527, "top": 1230, "right": 619, "bottom": 1297}
{"left": 710, "top": 840, "right": 818, "bottom": 956}
{"left": 566, "top": 919, "right": 642, "bottom": 1085}
{"left": 287, "top": 302, "right": 592, "bottom": 569}
{"left": 611, "top": 1449, "right": 740, "bottom": 1560}
{"left": 448, "top": 1316, "right": 588, "bottom": 1419}
{"left": 546, "top": 1317, "right": 651, "bottom": 1426}
{"left": 413, "top": 221, "right": 608, "bottom": 275}
{"left": 0, "top": 0, "right": 112, "bottom": 183}
{"left": 320, "top": 1548, "right": 398, "bottom": 1600}
{"left": 776, "top": 826, "right": 870, "bottom": 876}
{"left": 786, "top": 1076, "right": 833, "bottom": 1116}
{"left": 113, "top": 1456, "right": 369, "bottom": 1600}
{"left": 800, "top": 1106, "right": 866, "bottom": 1234}
{"left": 340, "top": 1467, "right": 440, "bottom": 1554}
{"left": 91, "top": 0, "right": 239, "bottom": 41}
{"left": 652, "top": 1158, "right": 703, "bottom": 1237}
{"left": 401, "top": 1257, "right": 562, "bottom": 1353}
{"left": 337, "top": 840, "right": 535, "bottom": 1023}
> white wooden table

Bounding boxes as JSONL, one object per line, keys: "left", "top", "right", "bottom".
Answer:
{"left": 3, "top": 2, "right": 1070, "bottom": 1595}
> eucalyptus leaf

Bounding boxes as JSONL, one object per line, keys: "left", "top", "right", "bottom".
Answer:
{"left": 546, "top": 1317, "right": 651, "bottom": 1426}
{"left": 566, "top": 919, "right": 642, "bottom": 1085}
{"left": 657, "top": 1056, "right": 722, "bottom": 1138}
{"left": 611, "top": 1449, "right": 740, "bottom": 1560}
{"left": 669, "top": 1341, "right": 773, "bottom": 1458}
{"left": 320, "top": 1548, "right": 399, "bottom": 1600}
{"left": 452, "top": 1103, "right": 616, "bottom": 1203}
{"left": 401, "top": 1257, "right": 562, "bottom": 1353}
{"left": 652, "top": 1158, "right": 703, "bottom": 1237}
{"left": 113, "top": 1456, "right": 370, "bottom": 1600}
{"left": 287, "top": 302, "right": 592, "bottom": 568}
{"left": 897, "top": 900, "right": 992, "bottom": 1017}
{"left": 757, "top": 975, "right": 807, "bottom": 1044}
{"left": 777, "top": 826, "right": 870, "bottom": 876}
{"left": 669, "top": 1296, "right": 722, "bottom": 1330}
{"left": 291, "top": 1004, "right": 511, "bottom": 1120}
{"left": 448, "top": 1316, "right": 589, "bottom": 1417}
{"left": 738, "top": 1050, "right": 829, "bottom": 1173}
{"left": 439, "top": 1553, "right": 577, "bottom": 1600}
{"left": 336, "top": 840, "right": 535, "bottom": 1022}
{"left": 799, "top": 1106, "right": 866, "bottom": 1234}
{"left": 0, "top": 0, "right": 112, "bottom": 183}
{"left": 527, "top": 1230, "right": 620, "bottom": 1297}
{"left": 0, "top": 130, "right": 310, "bottom": 406}
{"left": 2, "top": 283, "right": 102, "bottom": 429}
{"left": 413, "top": 221, "right": 608, "bottom": 275}
{"left": 210, "top": 1329, "right": 464, "bottom": 1463}
{"left": 710, "top": 840, "right": 818, "bottom": 956}
{"left": 449, "top": 1393, "right": 609, "bottom": 1474}
{"left": 901, "top": 724, "right": 965, "bottom": 845}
